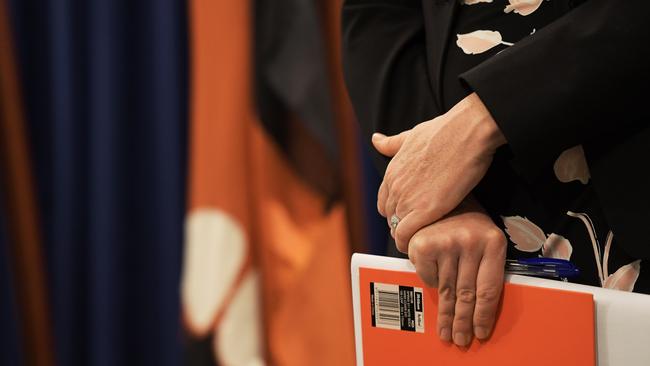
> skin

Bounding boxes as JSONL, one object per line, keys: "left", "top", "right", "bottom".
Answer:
{"left": 407, "top": 198, "right": 506, "bottom": 346}
{"left": 372, "top": 92, "right": 508, "bottom": 346}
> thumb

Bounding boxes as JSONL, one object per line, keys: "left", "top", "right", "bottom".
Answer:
{"left": 372, "top": 131, "right": 409, "bottom": 157}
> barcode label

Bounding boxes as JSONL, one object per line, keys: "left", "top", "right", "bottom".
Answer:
{"left": 370, "top": 282, "right": 424, "bottom": 333}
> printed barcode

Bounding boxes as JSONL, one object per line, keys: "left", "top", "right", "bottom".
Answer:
{"left": 370, "top": 282, "right": 425, "bottom": 333}
{"left": 376, "top": 289, "right": 400, "bottom": 328}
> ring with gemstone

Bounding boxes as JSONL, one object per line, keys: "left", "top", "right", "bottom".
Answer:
{"left": 390, "top": 214, "right": 400, "bottom": 231}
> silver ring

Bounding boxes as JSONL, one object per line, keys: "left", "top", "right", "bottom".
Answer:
{"left": 390, "top": 214, "right": 400, "bottom": 231}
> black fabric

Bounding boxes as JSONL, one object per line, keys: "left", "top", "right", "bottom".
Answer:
{"left": 459, "top": 0, "right": 650, "bottom": 258}
{"left": 342, "top": 0, "right": 440, "bottom": 173}
{"left": 254, "top": 0, "right": 343, "bottom": 200}
{"left": 342, "top": 0, "right": 650, "bottom": 262}
{"left": 440, "top": 0, "right": 563, "bottom": 111}
{"left": 441, "top": 0, "right": 650, "bottom": 292}
{"left": 254, "top": 0, "right": 338, "bottom": 161}
{"left": 584, "top": 125, "right": 650, "bottom": 260}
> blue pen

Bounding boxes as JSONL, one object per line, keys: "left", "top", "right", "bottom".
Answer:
{"left": 505, "top": 258, "right": 580, "bottom": 280}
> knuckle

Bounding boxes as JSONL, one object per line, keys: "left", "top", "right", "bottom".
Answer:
{"left": 456, "top": 288, "right": 477, "bottom": 305}
{"left": 438, "top": 284, "right": 456, "bottom": 302}
{"left": 409, "top": 233, "right": 427, "bottom": 251}
{"left": 411, "top": 234, "right": 440, "bottom": 262}
{"left": 436, "top": 235, "right": 454, "bottom": 252}
{"left": 455, "top": 227, "right": 475, "bottom": 245}
{"left": 477, "top": 286, "right": 501, "bottom": 304}
{"left": 485, "top": 228, "right": 507, "bottom": 246}
{"left": 395, "top": 202, "right": 410, "bottom": 219}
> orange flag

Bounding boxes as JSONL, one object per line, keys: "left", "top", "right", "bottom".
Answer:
{"left": 181, "top": 1, "right": 356, "bottom": 364}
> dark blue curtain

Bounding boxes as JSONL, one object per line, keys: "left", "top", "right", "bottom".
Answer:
{"left": 8, "top": 1, "right": 188, "bottom": 365}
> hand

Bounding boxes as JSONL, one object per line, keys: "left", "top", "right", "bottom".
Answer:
{"left": 373, "top": 93, "right": 506, "bottom": 251}
{"left": 407, "top": 198, "right": 506, "bottom": 346}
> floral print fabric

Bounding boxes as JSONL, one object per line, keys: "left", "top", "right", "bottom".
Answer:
{"left": 441, "top": 0, "right": 648, "bottom": 293}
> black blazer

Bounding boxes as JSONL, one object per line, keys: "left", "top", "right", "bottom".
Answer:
{"left": 342, "top": 0, "right": 650, "bottom": 259}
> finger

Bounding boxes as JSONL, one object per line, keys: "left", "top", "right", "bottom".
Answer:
{"left": 414, "top": 259, "right": 438, "bottom": 288}
{"left": 394, "top": 210, "right": 434, "bottom": 254}
{"left": 377, "top": 181, "right": 388, "bottom": 217}
{"left": 473, "top": 239, "right": 506, "bottom": 340}
{"left": 408, "top": 236, "right": 439, "bottom": 286}
{"left": 372, "top": 131, "right": 409, "bottom": 157}
{"left": 452, "top": 254, "right": 481, "bottom": 347}
{"left": 385, "top": 195, "right": 398, "bottom": 238}
{"left": 437, "top": 254, "right": 459, "bottom": 343}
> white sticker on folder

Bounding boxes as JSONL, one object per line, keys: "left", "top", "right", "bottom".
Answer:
{"left": 370, "top": 282, "right": 424, "bottom": 333}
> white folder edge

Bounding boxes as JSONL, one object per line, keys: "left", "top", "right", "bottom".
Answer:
{"left": 351, "top": 253, "right": 650, "bottom": 366}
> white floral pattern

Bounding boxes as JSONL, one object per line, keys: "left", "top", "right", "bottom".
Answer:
{"left": 567, "top": 211, "right": 641, "bottom": 292}
{"left": 456, "top": 30, "right": 514, "bottom": 54}
{"left": 502, "top": 215, "right": 572, "bottom": 260}
{"left": 542, "top": 233, "right": 573, "bottom": 260}
{"left": 457, "top": 0, "right": 548, "bottom": 55}
{"left": 504, "top": 0, "right": 545, "bottom": 16}
{"left": 554, "top": 145, "right": 591, "bottom": 184}
{"left": 504, "top": 213, "right": 641, "bottom": 291}
{"left": 604, "top": 260, "right": 642, "bottom": 291}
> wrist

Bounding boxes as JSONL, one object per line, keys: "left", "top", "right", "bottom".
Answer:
{"left": 460, "top": 92, "right": 507, "bottom": 152}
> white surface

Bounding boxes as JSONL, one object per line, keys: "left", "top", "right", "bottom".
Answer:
{"left": 351, "top": 253, "right": 650, "bottom": 366}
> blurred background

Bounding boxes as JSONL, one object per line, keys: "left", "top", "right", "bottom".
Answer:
{"left": 0, "top": 0, "right": 391, "bottom": 365}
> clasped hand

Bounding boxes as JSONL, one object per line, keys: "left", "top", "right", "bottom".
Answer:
{"left": 373, "top": 93, "right": 507, "bottom": 346}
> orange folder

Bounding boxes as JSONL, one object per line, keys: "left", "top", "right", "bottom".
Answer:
{"left": 359, "top": 267, "right": 595, "bottom": 366}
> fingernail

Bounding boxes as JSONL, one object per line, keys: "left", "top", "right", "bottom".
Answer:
{"left": 474, "top": 326, "right": 489, "bottom": 340}
{"left": 454, "top": 332, "right": 470, "bottom": 347}
{"left": 439, "top": 328, "right": 451, "bottom": 342}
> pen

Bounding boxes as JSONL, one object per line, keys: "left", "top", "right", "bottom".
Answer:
{"left": 505, "top": 258, "right": 580, "bottom": 280}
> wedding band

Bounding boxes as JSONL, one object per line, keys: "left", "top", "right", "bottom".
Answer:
{"left": 390, "top": 214, "right": 400, "bottom": 231}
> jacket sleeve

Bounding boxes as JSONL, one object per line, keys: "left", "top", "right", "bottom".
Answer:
{"left": 459, "top": 0, "right": 650, "bottom": 180}
{"left": 461, "top": 0, "right": 650, "bottom": 258}
{"left": 342, "top": 0, "right": 440, "bottom": 172}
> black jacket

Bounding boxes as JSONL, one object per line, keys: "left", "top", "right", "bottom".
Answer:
{"left": 342, "top": 0, "right": 650, "bottom": 259}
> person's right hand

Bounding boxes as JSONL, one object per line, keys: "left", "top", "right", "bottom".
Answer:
{"left": 406, "top": 198, "right": 506, "bottom": 347}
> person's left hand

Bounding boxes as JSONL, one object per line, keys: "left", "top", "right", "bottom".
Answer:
{"left": 374, "top": 92, "right": 506, "bottom": 252}
{"left": 407, "top": 196, "right": 507, "bottom": 346}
